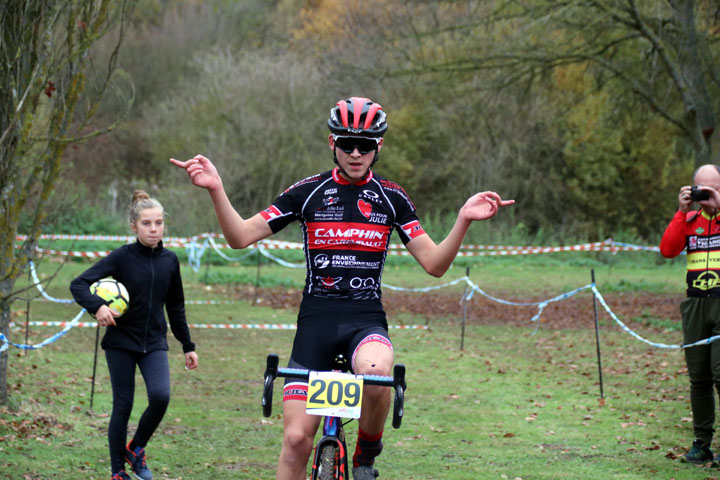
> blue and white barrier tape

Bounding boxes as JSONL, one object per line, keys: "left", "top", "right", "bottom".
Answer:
{"left": 257, "top": 246, "right": 305, "bottom": 269}
{"left": 383, "top": 277, "right": 469, "bottom": 293}
{"left": 207, "top": 236, "right": 259, "bottom": 263}
{"left": 1, "top": 308, "right": 86, "bottom": 352}
{"left": 29, "top": 261, "right": 74, "bottom": 304}
{"left": 23, "top": 260, "right": 719, "bottom": 351}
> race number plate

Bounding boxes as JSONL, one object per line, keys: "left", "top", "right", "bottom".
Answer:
{"left": 306, "top": 371, "right": 364, "bottom": 418}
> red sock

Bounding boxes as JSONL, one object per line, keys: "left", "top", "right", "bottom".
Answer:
{"left": 353, "top": 428, "right": 384, "bottom": 468}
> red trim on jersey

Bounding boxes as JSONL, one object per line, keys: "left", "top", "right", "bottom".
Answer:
{"left": 401, "top": 220, "right": 426, "bottom": 240}
{"left": 307, "top": 221, "right": 391, "bottom": 252}
{"left": 332, "top": 167, "right": 373, "bottom": 186}
{"left": 260, "top": 205, "right": 283, "bottom": 221}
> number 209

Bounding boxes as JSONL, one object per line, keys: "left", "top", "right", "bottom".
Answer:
{"left": 309, "top": 379, "right": 361, "bottom": 407}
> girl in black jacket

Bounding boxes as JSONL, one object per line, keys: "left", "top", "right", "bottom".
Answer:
{"left": 70, "top": 190, "right": 198, "bottom": 480}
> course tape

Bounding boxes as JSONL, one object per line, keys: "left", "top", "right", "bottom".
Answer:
{"left": 589, "top": 284, "right": 719, "bottom": 349}
{"left": 20, "top": 321, "right": 427, "bottom": 330}
{"left": 1, "top": 309, "right": 86, "bottom": 352}
{"left": 18, "top": 234, "right": 664, "bottom": 263}
{"left": 20, "top": 256, "right": 710, "bottom": 353}
{"left": 29, "top": 261, "right": 74, "bottom": 304}
{"left": 463, "top": 279, "right": 714, "bottom": 349}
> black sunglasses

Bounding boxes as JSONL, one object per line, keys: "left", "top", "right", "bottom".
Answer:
{"left": 333, "top": 135, "right": 380, "bottom": 155}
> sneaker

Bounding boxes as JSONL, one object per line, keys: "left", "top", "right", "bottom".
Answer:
{"left": 125, "top": 443, "right": 153, "bottom": 480}
{"left": 352, "top": 465, "right": 379, "bottom": 479}
{"left": 683, "top": 439, "right": 714, "bottom": 464}
{"left": 112, "top": 472, "right": 131, "bottom": 480}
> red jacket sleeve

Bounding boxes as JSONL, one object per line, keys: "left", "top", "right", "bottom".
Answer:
{"left": 660, "top": 210, "right": 688, "bottom": 258}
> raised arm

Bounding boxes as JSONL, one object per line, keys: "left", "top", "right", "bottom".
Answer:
{"left": 406, "top": 191, "right": 514, "bottom": 277}
{"left": 170, "top": 155, "right": 272, "bottom": 248}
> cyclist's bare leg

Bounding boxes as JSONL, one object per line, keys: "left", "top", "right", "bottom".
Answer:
{"left": 353, "top": 341, "right": 394, "bottom": 435}
{"left": 276, "top": 398, "right": 321, "bottom": 480}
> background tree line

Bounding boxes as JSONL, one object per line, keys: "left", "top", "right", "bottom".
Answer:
{"left": 23, "top": 0, "right": 720, "bottom": 244}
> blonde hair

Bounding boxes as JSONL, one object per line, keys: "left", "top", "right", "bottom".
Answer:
{"left": 128, "top": 190, "right": 164, "bottom": 225}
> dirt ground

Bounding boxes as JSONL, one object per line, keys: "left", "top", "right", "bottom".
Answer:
{"left": 230, "top": 285, "right": 683, "bottom": 331}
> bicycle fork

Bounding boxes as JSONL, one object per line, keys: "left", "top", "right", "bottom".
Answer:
{"left": 311, "top": 415, "right": 349, "bottom": 480}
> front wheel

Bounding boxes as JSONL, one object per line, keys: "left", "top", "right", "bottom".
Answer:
{"left": 316, "top": 443, "right": 338, "bottom": 480}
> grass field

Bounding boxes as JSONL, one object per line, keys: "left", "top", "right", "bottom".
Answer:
{"left": 1, "top": 251, "right": 714, "bottom": 479}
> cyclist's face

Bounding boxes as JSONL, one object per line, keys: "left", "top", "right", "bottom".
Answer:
{"left": 329, "top": 134, "right": 383, "bottom": 183}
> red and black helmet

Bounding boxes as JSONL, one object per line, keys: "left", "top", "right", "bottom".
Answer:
{"left": 328, "top": 97, "right": 388, "bottom": 138}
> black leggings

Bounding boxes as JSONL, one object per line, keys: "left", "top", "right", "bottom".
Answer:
{"left": 105, "top": 348, "right": 171, "bottom": 473}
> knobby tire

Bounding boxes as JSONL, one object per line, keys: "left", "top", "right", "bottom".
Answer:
{"left": 317, "top": 443, "right": 339, "bottom": 480}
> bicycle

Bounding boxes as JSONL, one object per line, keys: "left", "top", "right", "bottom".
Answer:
{"left": 262, "top": 353, "right": 406, "bottom": 480}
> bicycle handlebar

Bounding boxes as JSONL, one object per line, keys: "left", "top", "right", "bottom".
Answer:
{"left": 261, "top": 353, "right": 406, "bottom": 428}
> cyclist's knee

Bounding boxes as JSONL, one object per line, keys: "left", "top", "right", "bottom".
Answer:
{"left": 354, "top": 357, "right": 392, "bottom": 376}
{"left": 353, "top": 347, "right": 393, "bottom": 376}
{"left": 282, "top": 427, "right": 314, "bottom": 458}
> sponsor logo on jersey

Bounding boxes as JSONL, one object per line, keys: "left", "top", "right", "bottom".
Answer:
{"left": 379, "top": 179, "right": 416, "bottom": 209}
{"left": 260, "top": 205, "right": 283, "bottom": 221}
{"left": 324, "top": 196, "right": 339, "bottom": 206}
{"left": 693, "top": 271, "right": 720, "bottom": 290}
{"left": 307, "top": 222, "right": 390, "bottom": 251}
{"left": 316, "top": 276, "right": 342, "bottom": 289}
{"left": 362, "top": 190, "right": 380, "bottom": 199}
{"left": 349, "top": 277, "right": 376, "bottom": 290}
{"left": 324, "top": 188, "right": 338, "bottom": 195}
{"left": 368, "top": 212, "right": 388, "bottom": 224}
{"left": 358, "top": 199, "right": 372, "bottom": 219}
{"left": 314, "top": 254, "right": 330, "bottom": 269}
{"left": 688, "top": 235, "right": 720, "bottom": 252}
{"left": 331, "top": 254, "right": 381, "bottom": 270}
{"left": 359, "top": 189, "right": 383, "bottom": 205}
{"left": 401, "top": 220, "right": 426, "bottom": 240}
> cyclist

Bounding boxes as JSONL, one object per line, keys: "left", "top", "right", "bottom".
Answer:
{"left": 171, "top": 97, "right": 514, "bottom": 479}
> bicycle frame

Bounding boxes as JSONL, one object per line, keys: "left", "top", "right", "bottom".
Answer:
{"left": 262, "top": 353, "right": 406, "bottom": 480}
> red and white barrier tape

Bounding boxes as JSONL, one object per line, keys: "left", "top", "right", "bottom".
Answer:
{"left": 19, "top": 321, "right": 428, "bottom": 330}
{"left": 18, "top": 236, "right": 658, "bottom": 258}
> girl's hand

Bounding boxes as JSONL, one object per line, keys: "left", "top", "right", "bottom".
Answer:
{"left": 184, "top": 351, "right": 199, "bottom": 370}
{"left": 95, "top": 304, "right": 119, "bottom": 327}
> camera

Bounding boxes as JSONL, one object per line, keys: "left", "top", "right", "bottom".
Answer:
{"left": 691, "top": 186, "right": 711, "bottom": 201}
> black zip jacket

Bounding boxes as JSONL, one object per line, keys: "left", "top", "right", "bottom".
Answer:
{"left": 70, "top": 240, "right": 195, "bottom": 354}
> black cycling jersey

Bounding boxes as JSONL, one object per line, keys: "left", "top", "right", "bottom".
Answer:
{"left": 260, "top": 168, "right": 426, "bottom": 300}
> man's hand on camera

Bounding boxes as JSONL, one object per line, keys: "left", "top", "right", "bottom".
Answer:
{"left": 679, "top": 185, "right": 693, "bottom": 213}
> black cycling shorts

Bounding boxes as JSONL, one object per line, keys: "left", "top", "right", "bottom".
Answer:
{"left": 283, "top": 295, "right": 393, "bottom": 402}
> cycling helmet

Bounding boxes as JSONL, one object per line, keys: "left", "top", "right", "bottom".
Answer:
{"left": 328, "top": 97, "right": 388, "bottom": 138}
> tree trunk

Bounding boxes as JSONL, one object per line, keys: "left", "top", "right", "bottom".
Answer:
{"left": 672, "top": 0, "right": 715, "bottom": 163}
{"left": 0, "top": 279, "right": 12, "bottom": 405}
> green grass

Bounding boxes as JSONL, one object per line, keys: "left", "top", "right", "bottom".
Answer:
{"left": 1, "top": 255, "right": 708, "bottom": 479}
